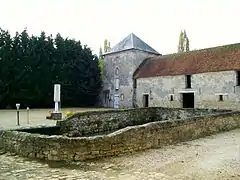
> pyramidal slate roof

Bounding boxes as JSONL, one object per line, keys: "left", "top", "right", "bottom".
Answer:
{"left": 105, "top": 33, "right": 160, "bottom": 55}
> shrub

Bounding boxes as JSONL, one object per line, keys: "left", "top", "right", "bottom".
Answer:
{"left": 65, "top": 111, "right": 75, "bottom": 118}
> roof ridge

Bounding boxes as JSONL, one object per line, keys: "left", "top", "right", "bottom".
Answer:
{"left": 131, "top": 33, "right": 134, "bottom": 48}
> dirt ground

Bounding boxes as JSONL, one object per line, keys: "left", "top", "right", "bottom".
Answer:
{"left": 0, "top": 128, "right": 239, "bottom": 180}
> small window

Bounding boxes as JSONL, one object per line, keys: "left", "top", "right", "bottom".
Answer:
{"left": 115, "top": 79, "right": 119, "bottom": 90}
{"left": 115, "top": 67, "right": 119, "bottom": 75}
{"left": 185, "top": 75, "right": 191, "bottom": 88}
{"left": 133, "top": 79, "right": 137, "bottom": 89}
{"left": 170, "top": 95, "right": 174, "bottom": 101}
{"left": 237, "top": 71, "right": 240, "bottom": 86}
{"left": 120, "top": 93, "right": 124, "bottom": 101}
{"left": 219, "top": 95, "right": 223, "bottom": 101}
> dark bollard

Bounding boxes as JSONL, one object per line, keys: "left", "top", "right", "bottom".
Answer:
{"left": 16, "top": 103, "right": 20, "bottom": 126}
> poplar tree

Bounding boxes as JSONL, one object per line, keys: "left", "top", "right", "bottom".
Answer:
{"left": 178, "top": 29, "right": 190, "bottom": 52}
{"left": 99, "top": 39, "right": 111, "bottom": 79}
{"left": 103, "top": 39, "right": 111, "bottom": 53}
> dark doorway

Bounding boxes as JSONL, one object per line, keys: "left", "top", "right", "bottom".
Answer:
{"left": 143, "top": 94, "right": 149, "bottom": 107}
{"left": 104, "top": 90, "right": 110, "bottom": 107}
{"left": 219, "top": 95, "right": 223, "bottom": 101}
{"left": 182, "top": 93, "right": 194, "bottom": 108}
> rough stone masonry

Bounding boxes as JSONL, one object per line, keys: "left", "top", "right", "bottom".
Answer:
{"left": 57, "top": 107, "right": 231, "bottom": 137}
{"left": 0, "top": 107, "right": 239, "bottom": 162}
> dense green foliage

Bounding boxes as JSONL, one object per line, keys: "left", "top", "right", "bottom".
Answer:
{"left": 0, "top": 28, "right": 102, "bottom": 109}
{"left": 98, "top": 59, "right": 104, "bottom": 78}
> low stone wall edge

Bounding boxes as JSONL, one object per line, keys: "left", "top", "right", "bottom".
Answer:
{"left": 0, "top": 111, "right": 239, "bottom": 162}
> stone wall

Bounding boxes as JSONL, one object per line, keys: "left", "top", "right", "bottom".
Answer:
{"left": 57, "top": 107, "right": 230, "bottom": 137}
{"left": 0, "top": 110, "right": 239, "bottom": 162}
{"left": 101, "top": 49, "right": 158, "bottom": 108}
{"left": 136, "top": 70, "right": 240, "bottom": 109}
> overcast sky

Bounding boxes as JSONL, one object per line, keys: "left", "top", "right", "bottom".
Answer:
{"left": 0, "top": 0, "right": 239, "bottom": 55}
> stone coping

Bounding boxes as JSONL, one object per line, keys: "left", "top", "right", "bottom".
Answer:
{"left": 6, "top": 110, "right": 239, "bottom": 139}
{"left": 60, "top": 107, "right": 232, "bottom": 120}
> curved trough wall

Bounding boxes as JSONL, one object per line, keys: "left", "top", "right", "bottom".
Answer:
{"left": 0, "top": 110, "right": 239, "bottom": 162}
{"left": 57, "top": 107, "right": 231, "bottom": 137}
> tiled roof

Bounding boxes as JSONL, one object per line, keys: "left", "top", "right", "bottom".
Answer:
{"left": 105, "top": 33, "right": 160, "bottom": 55}
{"left": 134, "top": 43, "right": 240, "bottom": 78}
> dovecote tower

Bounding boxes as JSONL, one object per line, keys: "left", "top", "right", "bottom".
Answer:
{"left": 101, "top": 33, "right": 160, "bottom": 108}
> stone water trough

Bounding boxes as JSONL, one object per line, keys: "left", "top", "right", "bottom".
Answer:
{"left": 0, "top": 107, "right": 239, "bottom": 162}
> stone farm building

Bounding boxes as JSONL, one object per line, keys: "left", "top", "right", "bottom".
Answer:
{"left": 100, "top": 33, "right": 240, "bottom": 110}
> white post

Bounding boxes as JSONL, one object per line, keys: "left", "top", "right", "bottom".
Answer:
{"left": 54, "top": 102, "right": 59, "bottom": 113}
{"left": 54, "top": 84, "right": 61, "bottom": 113}
{"left": 26, "top": 107, "right": 30, "bottom": 124}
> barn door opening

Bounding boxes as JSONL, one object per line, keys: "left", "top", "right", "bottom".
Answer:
{"left": 182, "top": 93, "right": 194, "bottom": 108}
